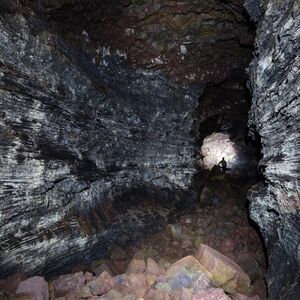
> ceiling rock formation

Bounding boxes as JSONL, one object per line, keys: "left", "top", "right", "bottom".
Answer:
{"left": 246, "top": 0, "right": 300, "bottom": 299}
{"left": 19, "top": 0, "right": 254, "bottom": 85}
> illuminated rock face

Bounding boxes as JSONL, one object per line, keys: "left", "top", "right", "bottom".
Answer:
{"left": 200, "top": 133, "right": 237, "bottom": 171}
{"left": 246, "top": 0, "right": 300, "bottom": 298}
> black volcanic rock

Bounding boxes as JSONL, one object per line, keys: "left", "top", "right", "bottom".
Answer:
{"left": 0, "top": 12, "right": 201, "bottom": 276}
{"left": 247, "top": 0, "right": 300, "bottom": 299}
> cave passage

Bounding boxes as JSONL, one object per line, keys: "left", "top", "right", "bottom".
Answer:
{"left": 3, "top": 1, "right": 297, "bottom": 300}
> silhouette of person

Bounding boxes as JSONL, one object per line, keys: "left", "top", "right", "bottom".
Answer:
{"left": 218, "top": 157, "right": 227, "bottom": 173}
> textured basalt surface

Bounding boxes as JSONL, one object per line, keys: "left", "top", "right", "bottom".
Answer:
{"left": 0, "top": 12, "right": 201, "bottom": 277}
{"left": 246, "top": 0, "right": 300, "bottom": 299}
{"left": 17, "top": 0, "right": 254, "bottom": 85}
{"left": 0, "top": 0, "right": 256, "bottom": 279}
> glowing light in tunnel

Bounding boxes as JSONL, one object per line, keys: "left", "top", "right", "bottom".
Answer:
{"left": 200, "top": 132, "right": 238, "bottom": 170}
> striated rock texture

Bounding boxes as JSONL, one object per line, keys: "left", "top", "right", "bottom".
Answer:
{"left": 0, "top": 12, "right": 200, "bottom": 276}
{"left": 246, "top": 0, "right": 300, "bottom": 299}
{"left": 0, "top": 0, "right": 255, "bottom": 278}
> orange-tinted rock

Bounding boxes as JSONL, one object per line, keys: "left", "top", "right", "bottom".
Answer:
{"left": 195, "top": 244, "right": 251, "bottom": 295}
{"left": 16, "top": 277, "right": 49, "bottom": 300}
{"left": 127, "top": 258, "right": 146, "bottom": 274}
{"left": 193, "top": 288, "right": 231, "bottom": 300}
{"left": 52, "top": 272, "right": 85, "bottom": 297}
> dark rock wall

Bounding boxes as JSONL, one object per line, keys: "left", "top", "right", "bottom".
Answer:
{"left": 0, "top": 12, "right": 200, "bottom": 276}
{"left": 0, "top": 0, "right": 254, "bottom": 278}
{"left": 246, "top": 0, "right": 300, "bottom": 299}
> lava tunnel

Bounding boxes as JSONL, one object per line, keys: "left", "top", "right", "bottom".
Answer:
{"left": 0, "top": 0, "right": 299, "bottom": 299}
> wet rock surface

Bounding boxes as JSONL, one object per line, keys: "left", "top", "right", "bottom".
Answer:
{"left": 246, "top": 0, "right": 300, "bottom": 299}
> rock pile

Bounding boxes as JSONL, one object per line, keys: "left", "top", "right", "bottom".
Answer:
{"left": 0, "top": 244, "right": 262, "bottom": 300}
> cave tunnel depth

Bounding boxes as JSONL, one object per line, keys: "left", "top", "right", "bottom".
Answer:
{"left": 1, "top": 1, "right": 300, "bottom": 299}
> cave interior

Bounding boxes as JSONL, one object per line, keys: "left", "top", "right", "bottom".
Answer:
{"left": 0, "top": 1, "right": 299, "bottom": 300}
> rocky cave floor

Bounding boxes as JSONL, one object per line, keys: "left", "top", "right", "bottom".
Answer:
{"left": 0, "top": 173, "right": 267, "bottom": 300}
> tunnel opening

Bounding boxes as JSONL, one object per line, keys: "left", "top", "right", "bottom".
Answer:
{"left": 0, "top": 1, "right": 274, "bottom": 299}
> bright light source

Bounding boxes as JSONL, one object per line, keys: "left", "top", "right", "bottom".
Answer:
{"left": 200, "top": 132, "right": 238, "bottom": 170}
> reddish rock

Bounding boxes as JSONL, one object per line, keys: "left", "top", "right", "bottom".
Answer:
{"left": 195, "top": 244, "right": 251, "bottom": 295}
{"left": 87, "top": 271, "right": 115, "bottom": 296}
{"left": 233, "top": 293, "right": 261, "bottom": 300}
{"left": 98, "top": 289, "right": 124, "bottom": 299}
{"left": 0, "top": 272, "right": 27, "bottom": 296}
{"left": 84, "top": 271, "right": 95, "bottom": 283}
{"left": 191, "top": 272, "right": 213, "bottom": 292}
{"left": 146, "top": 258, "right": 160, "bottom": 276}
{"left": 51, "top": 271, "right": 85, "bottom": 297}
{"left": 166, "top": 256, "right": 204, "bottom": 278}
{"left": 71, "top": 264, "right": 91, "bottom": 274}
{"left": 127, "top": 258, "right": 146, "bottom": 274}
{"left": 193, "top": 288, "right": 230, "bottom": 300}
{"left": 170, "top": 287, "right": 193, "bottom": 300}
{"left": 16, "top": 276, "right": 49, "bottom": 300}
{"left": 145, "top": 289, "right": 170, "bottom": 300}
{"left": 92, "top": 262, "right": 114, "bottom": 276}
{"left": 128, "top": 273, "right": 148, "bottom": 298}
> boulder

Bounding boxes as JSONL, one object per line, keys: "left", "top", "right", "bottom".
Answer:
{"left": 170, "top": 287, "right": 193, "bottom": 300}
{"left": 232, "top": 294, "right": 260, "bottom": 300}
{"left": 193, "top": 288, "right": 231, "bottom": 300}
{"left": 16, "top": 277, "right": 49, "bottom": 300}
{"left": 127, "top": 258, "right": 146, "bottom": 274}
{"left": 92, "top": 262, "right": 113, "bottom": 276}
{"left": 99, "top": 289, "right": 124, "bottom": 299}
{"left": 195, "top": 244, "right": 251, "bottom": 295}
{"left": 146, "top": 258, "right": 160, "bottom": 276}
{"left": 86, "top": 271, "right": 115, "bottom": 296}
{"left": 0, "top": 272, "right": 27, "bottom": 296}
{"left": 128, "top": 273, "right": 148, "bottom": 298}
{"left": 51, "top": 272, "right": 85, "bottom": 297}
{"left": 166, "top": 256, "right": 204, "bottom": 278}
{"left": 145, "top": 289, "right": 170, "bottom": 300}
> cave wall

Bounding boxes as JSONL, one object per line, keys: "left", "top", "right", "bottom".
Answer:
{"left": 246, "top": 0, "right": 300, "bottom": 299}
{"left": 0, "top": 0, "right": 254, "bottom": 277}
{"left": 0, "top": 12, "right": 200, "bottom": 276}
